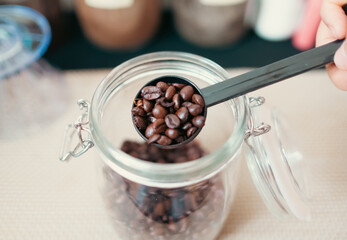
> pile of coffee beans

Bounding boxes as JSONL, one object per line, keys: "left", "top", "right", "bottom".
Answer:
{"left": 120, "top": 140, "right": 205, "bottom": 163}
{"left": 132, "top": 80, "right": 206, "bottom": 146}
{"left": 101, "top": 140, "right": 226, "bottom": 239}
{"left": 120, "top": 140, "right": 208, "bottom": 221}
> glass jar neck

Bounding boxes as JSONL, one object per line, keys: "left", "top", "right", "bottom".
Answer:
{"left": 90, "top": 52, "right": 248, "bottom": 188}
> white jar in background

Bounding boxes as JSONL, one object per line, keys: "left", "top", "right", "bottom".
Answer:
{"left": 252, "top": 0, "right": 305, "bottom": 41}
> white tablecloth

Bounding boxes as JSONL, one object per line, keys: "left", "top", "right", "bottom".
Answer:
{"left": 1, "top": 68, "right": 347, "bottom": 239}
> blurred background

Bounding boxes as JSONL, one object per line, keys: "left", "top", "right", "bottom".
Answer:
{"left": 0, "top": 0, "right": 323, "bottom": 139}
{"left": 3, "top": 3, "right": 347, "bottom": 240}
{"left": 0, "top": 0, "right": 323, "bottom": 70}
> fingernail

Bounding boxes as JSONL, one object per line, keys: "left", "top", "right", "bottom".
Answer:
{"left": 334, "top": 40, "right": 347, "bottom": 70}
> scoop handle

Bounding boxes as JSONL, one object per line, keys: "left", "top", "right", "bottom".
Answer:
{"left": 201, "top": 39, "right": 343, "bottom": 107}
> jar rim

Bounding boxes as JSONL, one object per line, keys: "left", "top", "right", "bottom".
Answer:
{"left": 90, "top": 51, "right": 248, "bottom": 187}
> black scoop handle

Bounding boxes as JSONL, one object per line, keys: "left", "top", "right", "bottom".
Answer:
{"left": 201, "top": 39, "right": 343, "bottom": 107}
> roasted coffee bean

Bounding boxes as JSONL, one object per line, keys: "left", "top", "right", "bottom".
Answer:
{"left": 152, "top": 202, "right": 165, "bottom": 219}
{"left": 153, "top": 119, "right": 167, "bottom": 134}
{"left": 165, "top": 128, "right": 179, "bottom": 139}
{"left": 157, "top": 135, "right": 172, "bottom": 145}
{"left": 175, "top": 107, "right": 189, "bottom": 123}
{"left": 175, "top": 136, "right": 186, "bottom": 143}
{"left": 187, "top": 147, "right": 202, "bottom": 160}
{"left": 180, "top": 85, "right": 194, "bottom": 101}
{"left": 165, "top": 114, "right": 180, "bottom": 129}
{"left": 157, "top": 97, "right": 174, "bottom": 108}
{"left": 152, "top": 104, "right": 167, "bottom": 119}
{"left": 156, "top": 81, "right": 169, "bottom": 91}
{"left": 155, "top": 97, "right": 164, "bottom": 104}
{"left": 148, "top": 134, "right": 161, "bottom": 144}
{"left": 187, "top": 127, "right": 198, "bottom": 137}
{"left": 120, "top": 140, "right": 132, "bottom": 152}
{"left": 161, "top": 100, "right": 174, "bottom": 108}
{"left": 164, "top": 197, "right": 172, "bottom": 212}
{"left": 165, "top": 86, "right": 176, "bottom": 100}
{"left": 148, "top": 194, "right": 161, "bottom": 213}
{"left": 175, "top": 156, "right": 187, "bottom": 163}
{"left": 128, "top": 151, "right": 140, "bottom": 158}
{"left": 156, "top": 158, "right": 166, "bottom": 164}
{"left": 143, "top": 99, "right": 153, "bottom": 112}
{"left": 193, "top": 188, "right": 206, "bottom": 204}
{"left": 192, "top": 94, "right": 205, "bottom": 107}
{"left": 182, "top": 102, "right": 192, "bottom": 108}
{"left": 132, "top": 107, "right": 146, "bottom": 117}
{"left": 172, "top": 93, "right": 180, "bottom": 109}
{"left": 182, "top": 122, "right": 192, "bottom": 131}
{"left": 148, "top": 115, "right": 157, "bottom": 123}
{"left": 141, "top": 86, "right": 162, "bottom": 100}
{"left": 192, "top": 115, "right": 206, "bottom": 128}
{"left": 145, "top": 120, "right": 166, "bottom": 139}
{"left": 145, "top": 123, "right": 156, "bottom": 138}
{"left": 133, "top": 116, "right": 147, "bottom": 130}
{"left": 172, "top": 83, "right": 186, "bottom": 89}
{"left": 188, "top": 104, "right": 203, "bottom": 116}
{"left": 156, "top": 125, "right": 167, "bottom": 135}
{"left": 153, "top": 118, "right": 164, "bottom": 128}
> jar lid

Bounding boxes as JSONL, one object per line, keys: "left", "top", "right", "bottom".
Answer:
{"left": 0, "top": 5, "right": 51, "bottom": 79}
{"left": 244, "top": 97, "right": 310, "bottom": 220}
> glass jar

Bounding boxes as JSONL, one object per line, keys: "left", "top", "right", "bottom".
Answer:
{"left": 0, "top": 6, "right": 66, "bottom": 139}
{"left": 60, "top": 52, "right": 309, "bottom": 239}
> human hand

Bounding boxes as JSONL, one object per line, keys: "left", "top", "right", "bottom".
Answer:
{"left": 316, "top": 1, "right": 347, "bottom": 90}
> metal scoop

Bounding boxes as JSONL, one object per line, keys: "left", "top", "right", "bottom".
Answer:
{"left": 133, "top": 39, "right": 344, "bottom": 149}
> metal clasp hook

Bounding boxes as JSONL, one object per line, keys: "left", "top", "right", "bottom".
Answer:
{"left": 244, "top": 96, "right": 271, "bottom": 140}
{"left": 59, "top": 99, "right": 94, "bottom": 162}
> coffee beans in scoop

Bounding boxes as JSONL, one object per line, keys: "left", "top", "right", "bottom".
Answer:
{"left": 132, "top": 80, "right": 206, "bottom": 146}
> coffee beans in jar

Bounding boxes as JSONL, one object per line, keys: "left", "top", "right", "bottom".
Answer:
{"left": 62, "top": 52, "right": 257, "bottom": 240}
{"left": 132, "top": 78, "right": 206, "bottom": 147}
{"left": 102, "top": 140, "right": 226, "bottom": 240}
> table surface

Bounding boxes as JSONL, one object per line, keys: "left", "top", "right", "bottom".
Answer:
{"left": 1, "top": 68, "right": 347, "bottom": 240}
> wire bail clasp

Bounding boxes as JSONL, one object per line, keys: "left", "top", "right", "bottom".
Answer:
{"left": 244, "top": 96, "right": 271, "bottom": 140}
{"left": 59, "top": 99, "right": 94, "bottom": 162}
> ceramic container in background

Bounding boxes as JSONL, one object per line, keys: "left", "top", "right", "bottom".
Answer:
{"left": 75, "top": 0, "right": 161, "bottom": 50}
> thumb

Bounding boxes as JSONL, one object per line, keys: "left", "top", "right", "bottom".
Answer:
{"left": 334, "top": 39, "right": 347, "bottom": 70}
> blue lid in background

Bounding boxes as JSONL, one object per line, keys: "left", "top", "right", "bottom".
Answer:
{"left": 0, "top": 5, "right": 51, "bottom": 79}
